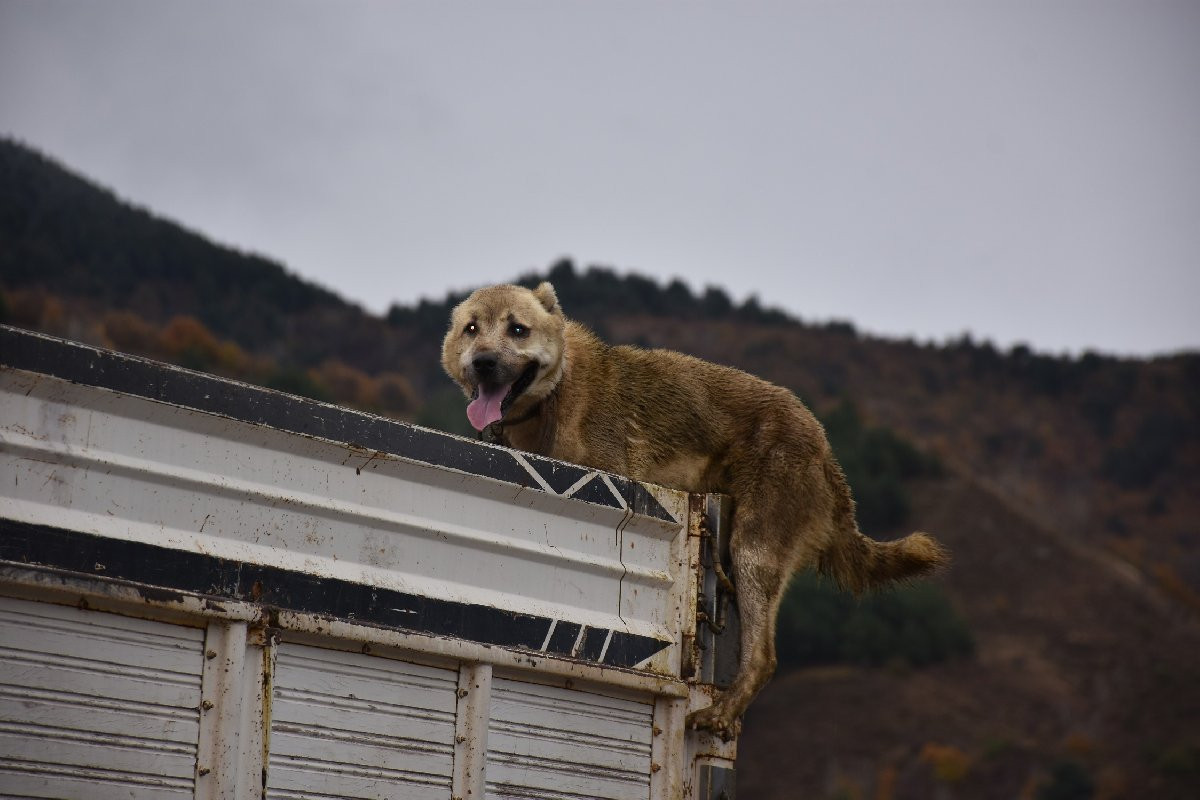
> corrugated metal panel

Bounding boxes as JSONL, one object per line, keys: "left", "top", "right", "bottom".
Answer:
{"left": 487, "top": 678, "right": 653, "bottom": 800}
{"left": 0, "top": 595, "right": 203, "bottom": 799}
{"left": 267, "top": 643, "right": 457, "bottom": 799}
{"left": 1, "top": 366, "right": 686, "bottom": 674}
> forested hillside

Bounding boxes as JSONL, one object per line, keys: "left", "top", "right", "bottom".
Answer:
{"left": 3, "top": 136, "right": 1198, "bottom": 798}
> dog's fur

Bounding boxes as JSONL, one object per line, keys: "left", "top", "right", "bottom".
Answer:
{"left": 443, "top": 282, "right": 947, "bottom": 737}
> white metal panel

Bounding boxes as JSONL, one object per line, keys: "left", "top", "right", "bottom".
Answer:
{"left": 0, "top": 595, "right": 203, "bottom": 799}
{"left": 267, "top": 642, "right": 458, "bottom": 799}
{"left": 0, "top": 369, "right": 687, "bottom": 671}
{"left": 486, "top": 677, "right": 653, "bottom": 800}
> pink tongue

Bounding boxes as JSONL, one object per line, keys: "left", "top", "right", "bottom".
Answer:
{"left": 466, "top": 384, "right": 511, "bottom": 431}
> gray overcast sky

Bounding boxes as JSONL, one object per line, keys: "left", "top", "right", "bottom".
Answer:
{"left": 2, "top": 1, "right": 1197, "bottom": 356}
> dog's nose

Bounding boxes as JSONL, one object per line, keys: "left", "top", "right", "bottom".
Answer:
{"left": 472, "top": 354, "right": 498, "bottom": 379}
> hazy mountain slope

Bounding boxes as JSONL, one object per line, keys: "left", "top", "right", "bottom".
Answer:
{"left": 3, "top": 137, "right": 1198, "bottom": 798}
{"left": 0, "top": 137, "right": 348, "bottom": 352}
{"left": 740, "top": 473, "right": 1200, "bottom": 799}
{"left": 0, "top": 138, "right": 443, "bottom": 392}
{"left": 2, "top": 136, "right": 1195, "bottom": 617}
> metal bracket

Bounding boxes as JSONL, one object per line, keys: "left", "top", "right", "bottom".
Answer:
{"left": 696, "top": 494, "right": 741, "bottom": 689}
{"left": 697, "top": 762, "right": 737, "bottom": 800}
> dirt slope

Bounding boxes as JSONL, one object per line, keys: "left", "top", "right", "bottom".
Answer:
{"left": 736, "top": 472, "right": 1200, "bottom": 800}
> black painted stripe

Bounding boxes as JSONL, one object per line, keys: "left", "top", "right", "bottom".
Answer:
{"left": 0, "top": 326, "right": 677, "bottom": 523}
{"left": 527, "top": 460, "right": 594, "bottom": 496}
{"left": 605, "top": 630, "right": 674, "bottom": 673}
{"left": 579, "top": 626, "right": 610, "bottom": 662}
{"left": 544, "top": 621, "right": 582, "bottom": 656}
{"left": 619, "top": 483, "right": 674, "bottom": 523}
{"left": 569, "top": 475, "right": 620, "bottom": 507}
{"left": 0, "top": 519, "right": 671, "bottom": 670}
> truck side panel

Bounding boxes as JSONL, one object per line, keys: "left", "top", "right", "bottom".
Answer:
{"left": 0, "top": 595, "right": 203, "bottom": 798}
{"left": 0, "top": 326, "right": 739, "bottom": 799}
{"left": 486, "top": 677, "right": 653, "bottom": 800}
{"left": 267, "top": 644, "right": 458, "bottom": 799}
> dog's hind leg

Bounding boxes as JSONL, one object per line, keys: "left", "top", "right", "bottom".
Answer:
{"left": 687, "top": 504, "right": 798, "bottom": 739}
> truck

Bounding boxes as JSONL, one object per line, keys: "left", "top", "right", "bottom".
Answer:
{"left": 0, "top": 324, "right": 740, "bottom": 800}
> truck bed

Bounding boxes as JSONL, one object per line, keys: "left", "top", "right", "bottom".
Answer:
{"left": 0, "top": 325, "right": 738, "bottom": 800}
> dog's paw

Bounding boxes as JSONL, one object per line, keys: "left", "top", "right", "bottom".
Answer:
{"left": 686, "top": 705, "right": 742, "bottom": 742}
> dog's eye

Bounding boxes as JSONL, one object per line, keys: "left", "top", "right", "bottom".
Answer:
{"left": 508, "top": 322, "right": 529, "bottom": 338}
{"left": 464, "top": 322, "right": 478, "bottom": 336}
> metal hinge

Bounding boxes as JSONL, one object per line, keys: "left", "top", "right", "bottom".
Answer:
{"left": 696, "top": 493, "right": 741, "bottom": 688}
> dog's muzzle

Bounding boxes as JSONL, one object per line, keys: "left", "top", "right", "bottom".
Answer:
{"left": 465, "top": 357, "right": 540, "bottom": 432}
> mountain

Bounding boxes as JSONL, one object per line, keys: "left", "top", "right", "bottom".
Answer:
{"left": 2, "top": 136, "right": 1198, "bottom": 798}
{"left": 741, "top": 473, "right": 1200, "bottom": 799}
{"left": 0, "top": 138, "right": 346, "bottom": 349}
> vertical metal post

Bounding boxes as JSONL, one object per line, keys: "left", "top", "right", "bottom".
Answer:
{"left": 258, "top": 632, "right": 277, "bottom": 797}
{"left": 451, "top": 661, "right": 493, "bottom": 800}
{"left": 237, "top": 629, "right": 268, "bottom": 799}
{"left": 650, "top": 696, "right": 688, "bottom": 800}
{"left": 197, "top": 620, "right": 256, "bottom": 799}
{"left": 690, "top": 493, "right": 740, "bottom": 799}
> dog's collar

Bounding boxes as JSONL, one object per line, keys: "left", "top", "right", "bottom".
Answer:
{"left": 499, "top": 398, "right": 544, "bottom": 428}
{"left": 479, "top": 399, "right": 541, "bottom": 445}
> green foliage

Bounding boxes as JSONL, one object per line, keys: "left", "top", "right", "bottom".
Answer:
{"left": 415, "top": 387, "right": 475, "bottom": 438}
{"left": 819, "top": 400, "right": 942, "bottom": 534}
{"left": 387, "top": 295, "right": 468, "bottom": 339}
{"left": 843, "top": 582, "right": 974, "bottom": 666}
{"left": 701, "top": 285, "right": 733, "bottom": 316}
{"left": 947, "top": 335, "right": 1148, "bottom": 408}
{"left": 382, "top": 257, "right": 798, "bottom": 344}
{"left": 956, "top": 334, "right": 1004, "bottom": 377}
{"left": 980, "top": 736, "right": 1015, "bottom": 760}
{"left": 502, "top": 258, "right": 795, "bottom": 329}
{"left": 174, "top": 346, "right": 213, "bottom": 372}
{"left": 1036, "top": 760, "right": 1094, "bottom": 800}
{"left": 1153, "top": 742, "right": 1200, "bottom": 778}
{"left": 1076, "top": 361, "right": 1136, "bottom": 439}
{"left": 776, "top": 571, "right": 973, "bottom": 669}
{"left": 1009, "top": 343, "right": 1071, "bottom": 396}
{"left": 775, "top": 571, "right": 855, "bottom": 666}
{"left": 824, "top": 319, "right": 858, "bottom": 337}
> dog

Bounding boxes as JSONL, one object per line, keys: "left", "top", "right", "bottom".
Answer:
{"left": 443, "top": 281, "right": 947, "bottom": 738}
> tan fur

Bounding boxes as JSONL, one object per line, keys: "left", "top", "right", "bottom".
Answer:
{"left": 443, "top": 282, "right": 948, "bottom": 737}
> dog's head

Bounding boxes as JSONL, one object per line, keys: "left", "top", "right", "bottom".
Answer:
{"left": 442, "top": 282, "right": 567, "bottom": 432}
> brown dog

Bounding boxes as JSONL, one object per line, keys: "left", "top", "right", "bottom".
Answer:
{"left": 443, "top": 282, "right": 947, "bottom": 737}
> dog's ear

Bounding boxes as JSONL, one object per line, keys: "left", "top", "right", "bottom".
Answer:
{"left": 533, "top": 282, "right": 560, "bottom": 314}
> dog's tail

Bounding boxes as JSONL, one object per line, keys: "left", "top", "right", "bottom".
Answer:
{"left": 817, "top": 460, "right": 949, "bottom": 594}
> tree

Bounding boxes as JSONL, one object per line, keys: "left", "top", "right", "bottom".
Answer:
{"left": 1037, "top": 761, "right": 1094, "bottom": 800}
{"left": 776, "top": 572, "right": 973, "bottom": 669}
{"left": 700, "top": 286, "right": 733, "bottom": 317}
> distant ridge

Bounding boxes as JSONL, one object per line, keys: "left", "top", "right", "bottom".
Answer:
{"left": 0, "top": 136, "right": 348, "bottom": 345}
{"left": 2, "top": 136, "right": 1199, "bottom": 799}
